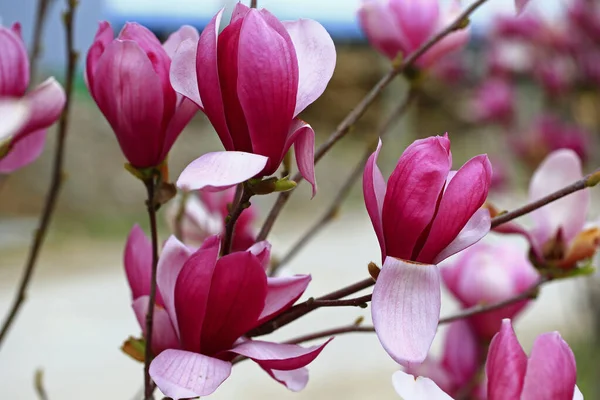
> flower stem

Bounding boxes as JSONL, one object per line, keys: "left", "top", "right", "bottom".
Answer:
{"left": 221, "top": 184, "right": 252, "bottom": 256}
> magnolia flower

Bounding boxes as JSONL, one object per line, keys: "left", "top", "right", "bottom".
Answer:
{"left": 363, "top": 135, "right": 492, "bottom": 366}
{"left": 392, "top": 319, "right": 583, "bottom": 400}
{"left": 492, "top": 149, "right": 599, "bottom": 269}
{"left": 0, "top": 22, "right": 65, "bottom": 173}
{"left": 172, "top": 4, "right": 336, "bottom": 194}
{"left": 165, "top": 187, "right": 256, "bottom": 251}
{"left": 441, "top": 241, "right": 539, "bottom": 339}
{"left": 123, "top": 227, "right": 329, "bottom": 398}
{"left": 516, "top": 0, "right": 531, "bottom": 15}
{"left": 357, "top": 0, "right": 469, "bottom": 68}
{"left": 469, "top": 78, "right": 515, "bottom": 126}
{"left": 404, "top": 321, "right": 481, "bottom": 397}
{"left": 86, "top": 22, "right": 199, "bottom": 169}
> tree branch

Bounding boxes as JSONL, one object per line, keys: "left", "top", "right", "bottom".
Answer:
{"left": 0, "top": 0, "right": 78, "bottom": 350}
{"left": 284, "top": 324, "right": 374, "bottom": 345}
{"left": 221, "top": 184, "right": 252, "bottom": 256}
{"left": 29, "top": 0, "right": 57, "bottom": 85}
{"left": 256, "top": 0, "right": 490, "bottom": 242}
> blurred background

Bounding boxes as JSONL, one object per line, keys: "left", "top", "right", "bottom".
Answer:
{"left": 1, "top": 0, "right": 600, "bottom": 398}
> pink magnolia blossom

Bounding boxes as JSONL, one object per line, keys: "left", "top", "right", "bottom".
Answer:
{"left": 486, "top": 319, "right": 582, "bottom": 400}
{"left": 493, "top": 149, "right": 599, "bottom": 269}
{"left": 469, "top": 78, "right": 515, "bottom": 126}
{"left": 86, "top": 22, "right": 199, "bottom": 169}
{"left": 357, "top": 0, "right": 469, "bottom": 68}
{"left": 404, "top": 321, "right": 481, "bottom": 397}
{"left": 516, "top": 0, "right": 532, "bottom": 15}
{"left": 123, "top": 227, "right": 328, "bottom": 398}
{"left": 0, "top": 22, "right": 65, "bottom": 173}
{"left": 441, "top": 242, "right": 539, "bottom": 339}
{"left": 172, "top": 4, "right": 336, "bottom": 194}
{"left": 165, "top": 187, "right": 256, "bottom": 251}
{"left": 363, "top": 135, "right": 492, "bottom": 366}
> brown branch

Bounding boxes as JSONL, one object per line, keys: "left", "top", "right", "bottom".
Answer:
{"left": 173, "top": 191, "right": 189, "bottom": 241}
{"left": 0, "top": 0, "right": 78, "bottom": 349}
{"left": 221, "top": 185, "right": 252, "bottom": 256}
{"left": 284, "top": 324, "right": 375, "bottom": 345}
{"left": 29, "top": 0, "right": 57, "bottom": 85}
{"left": 310, "top": 294, "right": 372, "bottom": 308}
{"left": 143, "top": 179, "right": 160, "bottom": 400}
{"left": 269, "top": 91, "right": 418, "bottom": 275}
{"left": 250, "top": 0, "right": 258, "bottom": 8}
{"left": 34, "top": 369, "right": 49, "bottom": 400}
{"left": 491, "top": 170, "right": 600, "bottom": 228}
{"left": 256, "top": 0, "right": 490, "bottom": 242}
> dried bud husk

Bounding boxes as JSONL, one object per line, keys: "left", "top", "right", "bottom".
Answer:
{"left": 368, "top": 262, "right": 381, "bottom": 280}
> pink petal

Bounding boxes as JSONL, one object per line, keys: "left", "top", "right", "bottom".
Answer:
{"left": 200, "top": 251, "right": 268, "bottom": 356}
{"left": 286, "top": 119, "right": 316, "bottom": 196}
{"left": 390, "top": 0, "right": 440, "bottom": 51}
{"left": 521, "top": 332, "right": 577, "bottom": 400}
{"left": 91, "top": 40, "right": 165, "bottom": 167}
{"left": 372, "top": 257, "right": 441, "bottom": 367}
{"left": 417, "top": 154, "right": 492, "bottom": 263}
{"left": 486, "top": 319, "right": 527, "bottom": 399}
{"left": 0, "top": 99, "right": 29, "bottom": 142}
{"left": 237, "top": 10, "right": 298, "bottom": 170}
{"left": 441, "top": 320, "right": 479, "bottom": 387}
{"left": 124, "top": 224, "right": 156, "bottom": 302}
{"left": 281, "top": 19, "right": 336, "bottom": 116}
{"left": 256, "top": 274, "right": 312, "bottom": 325}
{"left": 516, "top": 0, "right": 530, "bottom": 14}
{"left": 174, "top": 235, "right": 221, "bottom": 352}
{"left": 247, "top": 241, "right": 272, "bottom": 270}
{"left": 262, "top": 367, "right": 309, "bottom": 392}
{"left": 0, "top": 129, "right": 46, "bottom": 173}
{"left": 529, "top": 149, "right": 589, "bottom": 248}
{"left": 0, "top": 24, "right": 29, "bottom": 97}
{"left": 85, "top": 21, "right": 114, "bottom": 89}
{"left": 382, "top": 135, "right": 451, "bottom": 260}
{"left": 170, "top": 38, "right": 202, "bottom": 108}
{"left": 231, "top": 338, "right": 332, "bottom": 370}
{"left": 418, "top": 29, "right": 470, "bottom": 69}
{"left": 163, "top": 25, "right": 199, "bottom": 58}
{"left": 432, "top": 208, "right": 491, "bottom": 264}
{"left": 150, "top": 349, "right": 231, "bottom": 399}
{"left": 363, "top": 138, "right": 387, "bottom": 260}
{"left": 392, "top": 370, "right": 453, "bottom": 400}
{"left": 177, "top": 151, "right": 269, "bottom": 192}
{"left": 357, "top": 0, "right": 406, "bottom": 60}
{"left": 156, "top": 235, "right": 196, "bottom": 338}
{"left": 162, "top": 96, "right": 199, "bottom": 161}
{"left": 14, "top": 77, "right": 65, "bottom": 139}
{"left": 132, "top": 296, "right": 179, "bottom": 355}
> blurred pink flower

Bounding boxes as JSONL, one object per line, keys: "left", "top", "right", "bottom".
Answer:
{"left": 363, "top": 135, "right": 492, "bottom": 366}
{"left": 493, "top": 149, "right": 599, "bottom": 269}
{"left": 86, "top": 22, "right": 199, "bottom": 169}
{"left": 0, "top": 22, "right": 65, "bottom": 173}
{"left": 165, "top": 187, "right": 256, "bottom": 251}
{"left": 515, "top": 0, "right": 531, "bottom": 15}
{"left": 172, "top": 4, "right": 336, "bottom": 195}
{"left": 486, "top": 319, "right": 582, "bottom": 400}
{"left": 469, "top": 78, "right": 515, "bottom": 126}
{"left": 123, "top": 228, "right": 327, "bottom": 398}
{"left": 357, "top": 0, "right": 469, "bottom": 68}
{"left": 441, "top": 242, "right": 539, "bottom": 339}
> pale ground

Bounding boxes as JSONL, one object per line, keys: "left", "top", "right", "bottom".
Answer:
{"left": 0, "top": 207, "right": 594, "bottom": 399}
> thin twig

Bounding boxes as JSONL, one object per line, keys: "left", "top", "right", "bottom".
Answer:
{"left": 247, "top": 277, "right": 375, "bottom": 337}
{"left": 250, "top": 0, "right": 258, "bottom": 8}
{"left": 310, "top": 294, "right": 372, "bottom": 308}
{"left": 143, "top": 179, "right": 159, "bottom": 400}
{"left": 284, "top": 324, "right": 374, "bottom": 345}
{"left": 0, "top": 0, "right": 78, "bottom": 350}
{"left": 221, "top": 185, "right": 252, "bottom": 256}
{"left": 256, "top": 0, "right": 489, "bottom": 242}
{"left": 270, "top": 91, "right": 418, "bottom": 275}
{"left": 29, "top": 0, "right": 57, "bottom": 85}
{"left": 491, "top": 171, "right": 600, "bottom": 228}
{"left": 173, "top": 191, "right": 189, "bottom": 241}
{"left": 34, "top": 369, "right": 49, "bottom": 400}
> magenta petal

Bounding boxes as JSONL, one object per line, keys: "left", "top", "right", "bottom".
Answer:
{"left": 391, "top": 0, "right": 440, "bottom": 51}
{"left": 156, "top": 235, "right": 196, "bottom": 337}
{"left": 287, "top": 119, "right": 316, "bottom": 196}
{"left": 0, "top": 129, "right": 46, "bottom": 173}
{"left": 247, "top": 241, "right": 272, "bottom": 270}
{"left": 256, "top": 274, "right": 312, "bottom": 325}
{"left": 357, "top": 0, "right": 406, "bottom": 60}
{"left": 371, "top": 257, "right": 441, "bottom": 367}
{"left": 124, "top": 224, "right": 154, "bottom": 301}
{"left": 281, "top": 19, "right": 336, "bottom": 116}
{"left": 0, "top": 99, "right": 29, "bottom": 141}
{"left": 231, "top": 338, "right": 332, "bottom": 371}
{"left": 382, "top": 135, "right": 451, "bottom": 260}
{"left": 132, "top": 296, "right": 179, "bottom": 355}
{"left": 418, "top": 154, "right": 492, "bottom": 264}
{"left": 237, "top": 10, "right": 298, "bottom": 165}
{"left": 262, "top": 367, "right": 309, "bottom": 392}
{"left": 85, "top": 21, "right": 114, "bottom": 89}
{"left": 163, "top": 25, "right": 199, "bottom": 58}
{"left": 150, "top": 349, "right": 232, "bottom": 399}
{"left": 432, "top": 208, "right": 491, "bottom": 264}
{"left": 174, "top": 235, "right": 221, "bottom": 352}
{"left": 441, "top": 320, "right": 479, "bottom": 387}
{"left": 177, "top": 151, "right": 269, "bottom": 192}
{"left": 0, "top": 24, "right": 29, "bottom": 97}
{"left": 362, "top": 138, "right": 387, "bottom": 260}
{"left": 170, "top": 38, "right": 202, "bottom": 108}
{"left": 521, "top": 332, "right": 577, "bottom": 400}
{"left": 16, "top": 77, "right": 65, "bottom": 137}
{"left": 486, "top": 319, "right": 528, "bottom": 399}
{"left": 162, "top": 96, "right": 199, "bottom": 161}
{"left": 392, "top": 370, "right": 453, "bottom": 400}
{"left": 516, "top": 0, "right": 530, "bottom": 14}
{"left": 200, "top": 251, "right": 268, "bottom": 356}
